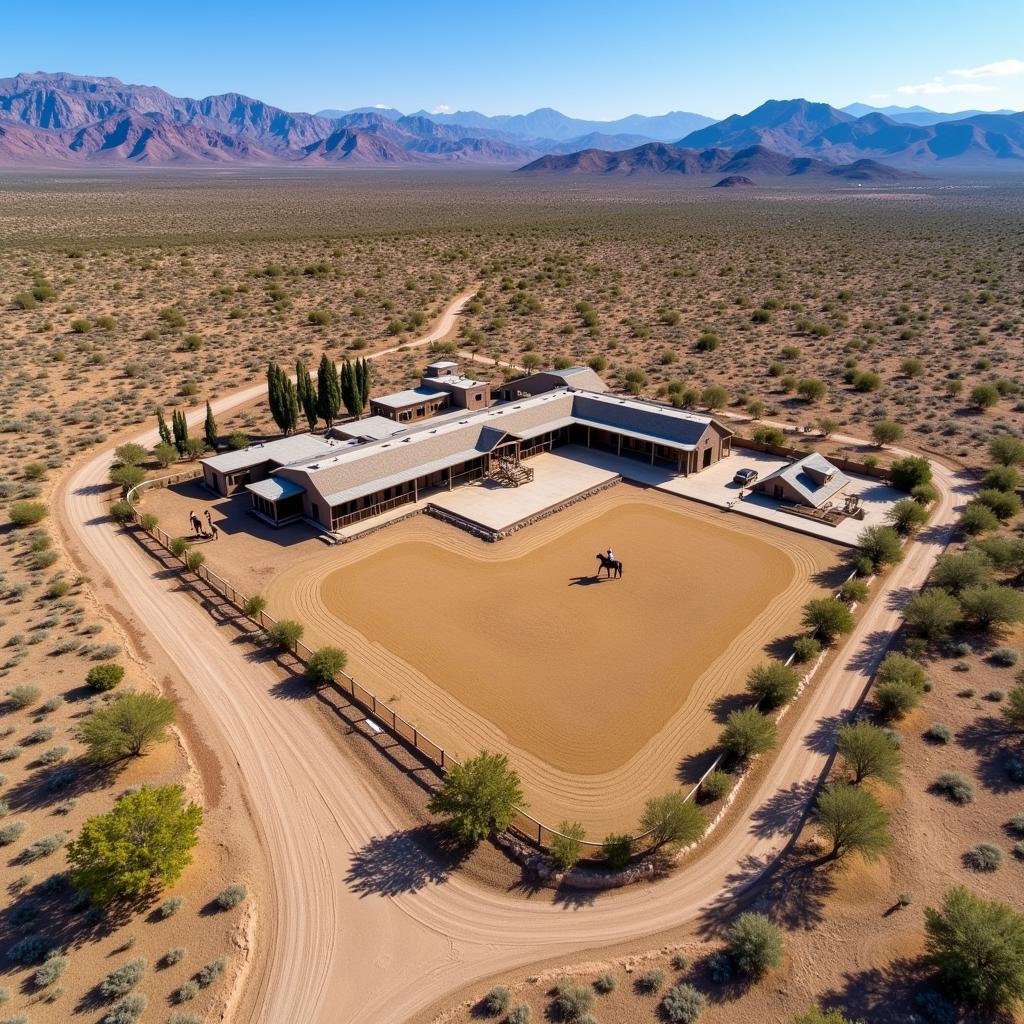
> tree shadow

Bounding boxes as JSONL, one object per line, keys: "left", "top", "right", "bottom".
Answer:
{"left": 957, "top": 716, "right": 1024, "bottom": 795}
{"left": 4, "top": 757, "right": 121, "bottom": 814}
{"left": 676, "top": 746, "right": 719, "bottom": 786}
{"left": 844, "top": 630, "right": 896, "bottom": 675}
{"left": 803, "top": 711, "right": 854, "bottom": 756}
{"left": 267, "top": 672, "right": 313, "bottom": 701}
{"left": 748, "top": 777, "right": 820, "bottom": 841}
{"left": 344, "top": 824, "right": 471, "bottom": 898}
{"left": 708, "top": 691, "right": 752, "bottom": 725}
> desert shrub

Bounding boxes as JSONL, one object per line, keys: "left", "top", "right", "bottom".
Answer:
{"left": 877, "top": 652, "right": 926, "bottom": 691}
{"left": 168, "top": 537, "right": 189, "bottom": 557}
{"left": 216, "top": 883, "right": 246, "bottom": 910}
{"left": 635, "top": 967, "right": 666, "bottom": 993}
{"left": 0, "top": 747, "right": 23, "bottom": 763}
{"left": 873, "top": 681, "right": 920, "bottom": 720}
{"left": 507, "top": 1006, "right": 530, "bottom": 1024}
{"left": 100, "top": 957, "right": 146, "bottom": 998}
{"left": 175, "top": 980, "right": 199, "bottom": 1003}
{"left": 9, "top": 501, "right": 48, "bottom": 527}
{"left": 699, "top": 770, "right": 732, "bottom": 803}
{"left": 594, "top": 973, "right": 616, "bottom": 993}
{"left": 839, "top": 578, "right": 869, "bottom": 603}
{"left": 932, "top": 550, "right": 993, "bottom": 596}
{"left": 792, "top": 636, "right": 821, "bottom": 663}
{"left": 159, "top": 895, "right": 184, "bottom": 918}
{"left": 22, "top": 726, "right": 54, "bottom": 746}
{"left": 103, "top": 993, "right": 146, "bottom": 1024}
{"left": 196, "top": 957, "right": 225, "bottom": 987}
{"left": 983, "top": 465, "right": 1020, "bottom": 492}
{"left": 243, "top": 594, "right": 267, "bottom": 619}
{"left": 640, "top": 792, "right": 706, "bottom": 850}
{"left": 86, "top": 663, "right": 124, "bottom": 692}
{"left": 933, "top": 772, "right": 974, "bottom": 804}
{"left": 306, "top": 646, "right": 347, "bottom": 685}
{"left": 802, "top": 598, "right": 854, "bottom": 642}
{"left": 601, "top": 833, "right": 632, "bottom": 869}
{"left": 965, "top": 843, "right": 1003, "bottom": 871}
{"left": 727, "top": 912, "right": 784, "bottom": 978}
{"left": 550, "top": 820, "right": 586, "bottom": 871}
{"left": 482, "top": 986, "right": 510, "bottom": 1016}
{"left": 163, "top": 947, "right": 186, "bottom": 966}
{"left": 924, "top": 723, "right": 952, "bottom": 744}
{"left": 33, "top": 952, "right": 67, "bottom": 988}
{"left": 267, "top": 619, "right": 304, "bottom": 650}
{"left": 960, "top": 501, "right": 1000, "bottom": 535}
{"left": 1010, "top": 813, "right": 1024, "bottom": 835}
{"left": 961, "top": 585, "right": 1024, "bottom": 630}
{"left": 167, "top": 1016, "right": 202, "bottom": 1024}
{"left": 109, "top": 500, "right": 135, "bottom": 524}
{"left": 993, "top": 647, "right": 1020, "bottom": 666}
{"left": 0, "top": 821, "right": 26, "bottom": 845}
{"left": 7, "top": 934, "right": 53, "bottom": 965}
{"left": 720, "top": 708, "right": 776, "bottom": 761}
{"left": 552, "top": 979, "right": 593, "bottom": 1020}
{"left": 4, "top": 683, "right": 39, "bottom": 709}
{"left": 745, "top": 661, "right": 799, "bottom": 708}
{"left": 670, "top": 952, "right": 690, "bottom": 971}
{"left": 22, "top": 832, "right": 67, "bottom": 861}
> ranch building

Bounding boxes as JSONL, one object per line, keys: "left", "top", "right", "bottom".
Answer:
{"left": 369, "top": 361, "right": 491, "bottom": 423}
{"left": 752, "top": 452, "right": 850, "bottom": 508}
{"left": 200, "top": 367, "right": 733, "bottom": 533}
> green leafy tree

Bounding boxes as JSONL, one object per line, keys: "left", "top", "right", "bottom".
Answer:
{"left": 746, "top": 661, "right": 800, "bottom": 708}
{"left": 427, "top": 751, "right": 525, "bottom": 844}
{"left": 925, "top": 886, "right": 1024, "bottom": 1010}
{"left": 67, "top": 784, "right": 202, "bottom": 904}
{"left": 306, "top": 646, "right": 347, "bottom": 685}
{"left": 874, "top": 681, "right": 921, "bottom": 720}
{"left": 798, "top": 377, "right": 826, "bottom": 402}
{"left": 877, "top": 652, "right": 927, "bottom": 691}
{"left": 720, "top": 708, "right": 777, "bottom": 762}
{"left": 114, "top": 443, "right": 148, "bottom": 467}
{"left": 802, "top": 598, "right": 854, "bottom": 643}
{"left": 970, "top": 382, "right": 1001, "bottom": 410}
{"left": 317, "top": 355, "right": 342, "bottom": 426}
{"left": 932, "top": 550, "right": 993, "bottom": 596}
{"left": 727, "top": 912, "right": 784, "bottom": 978}
{"left": 973, "top": 535, "right": 1024, "bottom": 572}
{"left": 203, "top": 401, "right": 218, "bottom": 451}
{"left": 960, "top": 501, "right": 1000, "bottom": 535}
{"left": 889, "top": 455, "right": 932, "bottom": 492}
{"left": 815, "top": 783, "right": 890, "bottom": 860}
{"left": 639, "top": 792, "right": 706, "bottom": 851}
{"left": 267, "top": 619, "right": 304, "bottom": 650}
{"left": 904, "top": 588, "right": 962, "bottom": 641}
{"left": 837, "top": 721, "right": 901, "bottom": 784}
{"left": 990, "top": 434, "right": 1024, "bottom": 467}
{"left": 982, "top": 465, "right": 1020, "bottom": 493}
{"left": 80, "top": 691, "right": 176, "bottom": 763}
{"left": 887, "top": 498, "right": 928, "bottom": 535}
{"left": 87, "top": 663, "right": 125, "bottom": 692}
{"left": 153, "top": 442, "right": 178, "bottom": 468}
{"left": 960, "top": 585, "right": 1024, "bottom": 631}
{"left": 857, "top": 525, "right": 904, "bottom": 570}
{"left": 871, "top": 419, "right": 904, "bottom": 446}
{"left": 550, "top": 821, "right": 586, "bottom": 871}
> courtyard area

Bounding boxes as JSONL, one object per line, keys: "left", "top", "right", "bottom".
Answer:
{"left": 265, "top": 487, "right": 844, "bottom": 833}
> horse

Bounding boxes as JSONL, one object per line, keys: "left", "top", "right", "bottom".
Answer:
{"left": 595, "top": 552, "right": 623, "bottom": 579}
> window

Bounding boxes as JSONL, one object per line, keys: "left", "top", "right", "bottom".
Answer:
{"left": 474, "top": 392, "right": 483, "bottom": 401}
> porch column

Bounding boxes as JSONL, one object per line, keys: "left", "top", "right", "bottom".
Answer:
{"left": 617, "top": 434, "right": 622, "bottom": 457}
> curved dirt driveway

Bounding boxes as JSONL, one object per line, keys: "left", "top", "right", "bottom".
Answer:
{"left": 58, "top": 289, "right": 968, "bottom": 1023}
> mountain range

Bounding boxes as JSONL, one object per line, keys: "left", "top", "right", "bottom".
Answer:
{"left": 0, "top": 74, "right": 1021, "bottom": 171}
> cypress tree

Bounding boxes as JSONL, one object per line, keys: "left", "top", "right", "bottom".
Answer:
{"left": 203, "top": 401, "right": 218, "bottom": 451}
{"left": 156, "top": 407, "right": 172, "bottom": 447}
{"left": 316, "top": 355, "right": 341, "bottom": 427}
{"left": 357, "top": 357, "right": 372, "bottom": 412}
{"left": 267, "top": 361, "right": 284, "bottom": 433}
{"left": 296, "top": 360, "right": 317, "bottom": 431}
{"left": 341, "top": 358, "right": 366, "bottom": 419}
{"left": 171, "top": 410, "right": 188, "bottom": 455}
{"left": 282, "top": 376, "right": 300, "bottom": 435}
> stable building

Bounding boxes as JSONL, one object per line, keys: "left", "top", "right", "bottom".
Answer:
{"left": 369, "top": 361, "right": 491, "bottom": 423}
{"left": 752, "top": 452, "right": 850, "bottom": 508}
{"left": 200, "top": 372, "right": 734, "bottom": 532}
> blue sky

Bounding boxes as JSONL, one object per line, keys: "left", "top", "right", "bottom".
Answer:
{"left": 6, "top": 1, "right": 1024, "bottom": 119}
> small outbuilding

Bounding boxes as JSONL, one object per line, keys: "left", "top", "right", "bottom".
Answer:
{"left": 752, "top": 452, "right": 850, "bottom": 508}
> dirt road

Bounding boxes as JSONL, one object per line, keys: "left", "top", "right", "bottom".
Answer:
{"left": 58, "top": 291, "right": 968, "bottom": 1023}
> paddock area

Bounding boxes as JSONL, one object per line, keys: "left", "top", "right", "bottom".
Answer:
{"left": 267, "top": 486, "right": 845, "bottom": 834}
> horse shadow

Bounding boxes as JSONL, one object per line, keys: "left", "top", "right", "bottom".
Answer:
{"left": 568, "top": 575, "right": 606, "bottom": 587}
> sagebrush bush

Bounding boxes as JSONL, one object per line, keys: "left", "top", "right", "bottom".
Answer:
{"left": 965, "top": 843, "right": 1003, "bottom": 871}
{"left": 0, "top": 821, "right": 26, "bottom": 845}
{"left": 507, "top": 1006, "right": 530, "bottom": 1024}
{"left": 100, "top": 957, "right": 146, "bottom": 998}
{"left": 482, "top": 986, "right": 510, "bottom": 1016}
{"left": 162, "top": 947, "right": 186, "bottom": 967}
{"left": 594, "top": 973, "right": 616, "bottom": 993}
{"left": 992, "top": 647, "right": 1020, "bottom": 667}
{"left": 159, "top": 895, "right": 184, "bottom": 918}
{"left": 33, "top": 952, "right": 67, "bottom": 988}
{"left": 671, "top": 952, "right": 690, "bottom": 972}
{"left": 196, "top": 957, "right": 225, "bottom": 987}
{"left": 216, "top": 883, "right": 246, "bottom": 909}
{"left": 662, "top": 982, "right": 705, "bottom": 1023}
{"left": 6, "top": 684, "right": 40, "bottom": 709}
{"left": 635, "top": 968, "right": 666, "bottom": 992}
{"left": 102, "top": 993, "right": 146, "bottom": 1024}
{"left": 175, "top": 980, "right": 199, "bottom": 1003}
{"left": 924, "top": 723, "right": 952, "bottom": 744}
{"left": 552, "top": 979, "right": 593, "bottom": 1020}
{"left": 933, "top": 772, "right": 974, "bottom": 804}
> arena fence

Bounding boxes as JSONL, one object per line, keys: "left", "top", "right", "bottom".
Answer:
{"left": 121, "top": 463, "right": 866, "bottom": 862}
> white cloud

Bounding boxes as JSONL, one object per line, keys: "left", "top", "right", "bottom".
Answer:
{"left": 896, "top": 79, "right": 997, "bottom": 96}
{"left": 950, "top": 58, "right": 1024, "bottom": 79}
{"left": 431, "top": 104, "right": 451, "bottom": 114}
{"left": 372, "top": 103, "right": 389, "bottom": 109}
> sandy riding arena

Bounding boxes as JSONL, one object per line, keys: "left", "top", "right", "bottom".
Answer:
{"left": 268, "top": 487, "right": 843, "bottom": 833}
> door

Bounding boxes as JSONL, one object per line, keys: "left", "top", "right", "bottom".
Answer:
{"left": 702, "top": 446, "right": 713, "bottom": 469}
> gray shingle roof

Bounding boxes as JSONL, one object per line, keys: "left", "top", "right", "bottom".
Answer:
{"left": 202, "top": 433, "right": 345, "bottom": 474}
{"left": 756, "top": 452, "right": 850, "bottom": 506}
